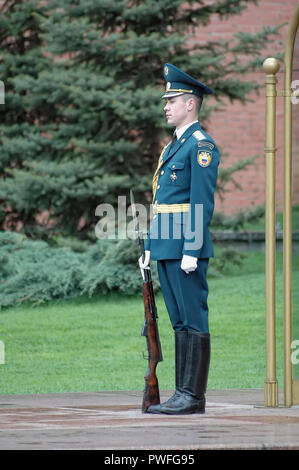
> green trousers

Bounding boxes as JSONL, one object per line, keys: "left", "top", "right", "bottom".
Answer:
{"left": 157, "top": 258, "right": 209, "bottom": 333}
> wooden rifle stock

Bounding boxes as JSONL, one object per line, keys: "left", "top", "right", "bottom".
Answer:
{"left": 129, "top": 189, "right": 163, "bottom": 413}
{"left": 141, "top": 278, "right": 163, "bottom": 413}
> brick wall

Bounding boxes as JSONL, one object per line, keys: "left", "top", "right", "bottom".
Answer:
{"left": 194, "top": 0, "right": 299, "bottom": 215}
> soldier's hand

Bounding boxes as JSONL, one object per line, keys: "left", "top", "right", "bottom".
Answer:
{"left": 181, "top": 254, "right": 198, "bottom": 274}
{"left": 139, "top": 250, "right": 151, "bottom": 280}
{"left": 139, "top": 250, "right": 150, "bottom": 269}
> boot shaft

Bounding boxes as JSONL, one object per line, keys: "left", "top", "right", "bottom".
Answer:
{"left": 175, "top": 331, "right": 189, "bottom": 390}
{"left": 183, "top": 331, "right": 210, "bottom": 399}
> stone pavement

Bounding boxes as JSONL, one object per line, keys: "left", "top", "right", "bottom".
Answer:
{"left": 0, "top": 388, "right": 298, "bottom": 450}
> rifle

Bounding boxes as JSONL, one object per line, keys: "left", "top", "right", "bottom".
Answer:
{"left": 130, "top": 189, "right": 163, "bottom": 413}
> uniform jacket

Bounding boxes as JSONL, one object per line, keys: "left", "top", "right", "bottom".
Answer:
{"left": 145, "top": 121, "right": 219, "bottom": 260}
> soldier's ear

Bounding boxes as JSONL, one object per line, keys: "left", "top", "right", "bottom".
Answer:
{"left": 186, "top": 98, "right": 195, "bottom": 111}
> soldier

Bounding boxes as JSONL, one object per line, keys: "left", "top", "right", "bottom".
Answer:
{"left": 139, "top": 63, "right": 220, "bottom": 414}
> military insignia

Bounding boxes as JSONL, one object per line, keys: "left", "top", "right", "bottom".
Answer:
{"left": 197, "top": 151, "right": 212, "bottom": 167}
{"left": 192, "top": 130, "right": 206, "bottom": 141}
{"left": 164, "top": 65, "right": 169, "bottom": 76}
{"left": 198, "top": 141, "right": 214, "bottom": 150}
{"left": 166, "top": 82, "right": 171, "bottom": 91}
{"left": 170, "top": 172, "right": 177, "bottom": 182}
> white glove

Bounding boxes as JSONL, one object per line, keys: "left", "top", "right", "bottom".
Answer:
{"left": 181, "top": 254, "right": 198, "bottom": 274}
{"left": 139, "top": 250, "right": 151, "bottom": 280}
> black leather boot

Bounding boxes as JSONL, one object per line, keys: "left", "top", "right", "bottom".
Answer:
{"left": 150, "top": 331, "right": 210, "bottom": 415}
{"left": 147, "top": 330, "right": 188, "bottom": 413}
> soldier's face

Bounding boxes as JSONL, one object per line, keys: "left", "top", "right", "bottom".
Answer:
{"left": 163, "top": 96, "right": 190, "bottom": 129}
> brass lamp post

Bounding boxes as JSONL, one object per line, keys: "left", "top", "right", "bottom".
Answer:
{"left": 263, "top": 57, "right": 280, "bottom": 407}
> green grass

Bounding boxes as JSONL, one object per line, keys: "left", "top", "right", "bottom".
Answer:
{"left": 1, "top": 250, "right": 298, "bottom": 394}
{"left": 242, "top": 205, "right": 299, "bottom": 231}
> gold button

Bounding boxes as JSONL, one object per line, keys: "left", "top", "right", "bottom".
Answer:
{"left": 157, "top": 185, "right": 160, "bottom": 189}
{"left": 172, "top": 164, "right": 175, "bottom": 169}
{"left": 161, "top": 170, "right": 164, "bottom": 175}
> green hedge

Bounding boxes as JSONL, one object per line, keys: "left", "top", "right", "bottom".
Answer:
{"left": 0, "top": 231, "right": 245, "bottom": 309}
{"left": 0, "top": 231, "right": 161, "bottom": 309}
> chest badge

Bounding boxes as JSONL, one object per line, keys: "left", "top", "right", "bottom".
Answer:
{"left": 170, "top": 172, "right": 177, "bottom": 182}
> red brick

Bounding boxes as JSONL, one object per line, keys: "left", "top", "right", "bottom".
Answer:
{"left": 194, "top": 0, "right": 299, "bottom": 215}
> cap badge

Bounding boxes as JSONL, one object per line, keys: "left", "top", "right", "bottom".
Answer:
{"left": 166, "top": 82, "right": 171, "bottom": 91}
{"left": 164, "top": 65, "right": 169, "bottom": 75}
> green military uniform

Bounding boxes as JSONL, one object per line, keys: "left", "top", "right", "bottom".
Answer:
{"left": 146, "top": 64, "right": 219, "bottom": 414}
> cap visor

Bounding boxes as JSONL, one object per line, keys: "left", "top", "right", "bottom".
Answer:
{"left": 162, "top": 91, "right": 185, "bottom": 99}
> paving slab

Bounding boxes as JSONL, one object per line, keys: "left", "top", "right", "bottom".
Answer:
{"left": 0, "top": 388, "right": 298, "bottom": 450}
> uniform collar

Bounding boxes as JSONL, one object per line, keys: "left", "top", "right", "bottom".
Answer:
{"left": 162, "top": 121, "right": 201, "bottom": 165}
{"left": 175, "top": 120, "right": 199, "bottom": 140}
